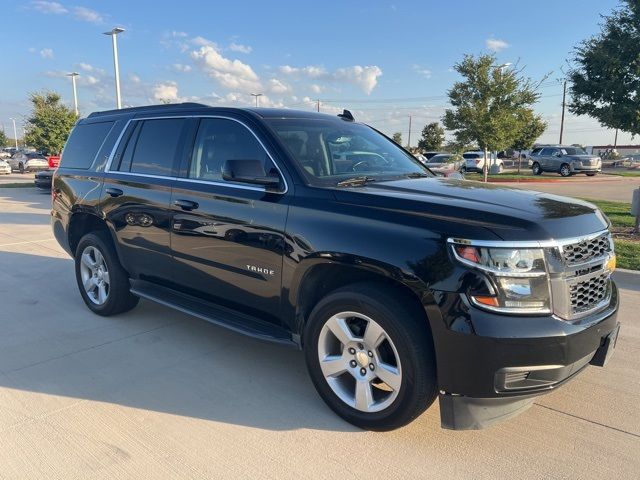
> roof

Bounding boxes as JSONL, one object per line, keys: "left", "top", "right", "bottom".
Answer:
{"left": 86, "top": 103, "right": 342, "bottom": 121}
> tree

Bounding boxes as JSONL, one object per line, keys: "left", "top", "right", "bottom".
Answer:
{"left": 0, "top": 130, "right": 8, "bottom": 148}
{"left": 23, "top": 92, "right": 77, "bottom": 155}
{"left": 417, "top": 122, "right": 445, "bottom": 151}
{"left": 443, "top": 54, "right": 543, "bottom": 181}
{"left": 569, "top": 0, "right": 640, "bottom": 137}
{"left": 392, "top": 132, "right": 403, "bottom": 145}
{"left": 511, "top": 111, "right": 547, "bottom": 173}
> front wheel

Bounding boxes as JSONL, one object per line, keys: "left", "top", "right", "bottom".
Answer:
{"left": 304, "top": 283, "right": 437, "bottom": 431}
{"left": 19, "top": 163, "right": 24, "bottom": 174}
{"left": 532, "top": 162, "right": 542, "bottom": 175}
{"left": 560, "top": 163, "right": 571, "bottom": 177}
{"left": 75, "top": 232, "right": 139, "bottom": 316}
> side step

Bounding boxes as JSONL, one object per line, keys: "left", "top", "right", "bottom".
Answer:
{"left": 130, "top": 279, "right": 297, "bottom": 348}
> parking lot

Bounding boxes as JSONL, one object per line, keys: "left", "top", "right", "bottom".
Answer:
{"left": 0, "top": 187, "right": 638, "bottom": 479}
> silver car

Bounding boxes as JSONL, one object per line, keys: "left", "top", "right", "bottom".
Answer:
{"left": 0, "top": 159, "right": 11, "bottom": 174}
{"left": 7, "top": 152, "right": 49, "bottom": 173}
{"left": 425, "top": 153, "right": 464, "bottom": 171}
{"left": 530, "top": 146, "right": 601, "bottom": 177}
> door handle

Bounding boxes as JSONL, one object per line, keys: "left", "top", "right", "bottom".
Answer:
{"left": 173, "top": 199, "right": 199, "bottom": 211}
{"left": 105, "top": 187, "right": 123, "bottom": 198}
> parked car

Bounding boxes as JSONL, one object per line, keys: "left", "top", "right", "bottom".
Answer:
{"left": 0, "top": 150, "right": 12, "bottom": 159}
{"left": 35, "top": 169, "right": 54, "bottom": 189}
{"left": 422, "top": 151, "right": 446, "bottom": 160}
{"left": 51, "top": 103, "right": 619, "bottom": 432}
{"left": 530, "top": 145, "right": 601, "bottom": 177}
{"left": 0, "top": 159, "right": 11, "bottom": 174}
{"left": 460, "top": 151, "right": 503, "bottom": 173}
{"left": 425, "top": 153, "right": 464, "bottom": 171}
{"left": 8, "top": 152, "right": 49, "bottom": 173}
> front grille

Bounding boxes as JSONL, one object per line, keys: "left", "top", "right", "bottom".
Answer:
{"left": 569, "top": 272, "right": 609, "bottom": 314}
{"left": 561, "top": 233, "right": 611, "bottom": 265}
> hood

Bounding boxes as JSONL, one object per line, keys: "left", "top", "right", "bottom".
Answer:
{"left": 332, "top": 177, "right": 608, "bottom": 241}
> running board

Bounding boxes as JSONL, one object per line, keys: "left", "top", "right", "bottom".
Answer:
{"left": 130, "top": 279, "right": 297, "bottom": 348}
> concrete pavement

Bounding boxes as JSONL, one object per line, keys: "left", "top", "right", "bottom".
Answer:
{"left": 0, "top": 187, "right": 638, "bottom": 479}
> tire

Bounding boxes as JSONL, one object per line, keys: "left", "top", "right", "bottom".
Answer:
{"left": 532, "top": 162, "right": 542, "bottom": 175}
{"left": 586, "top": 172, "right": 597, "bottom": 177}
{"left": 459, "top": 166, "right": 466, "bottom": 174}
{"left": 74, "top": 232, "right": 139, "bottom": 316}
{"left": 19, "top": 163, "right": 24, "bottom": 174}
{"left": 560, "top": 163, "right": 571, "bottom": 177}
{"left": 304, "top": 283, "right": 437, "bottom": 431}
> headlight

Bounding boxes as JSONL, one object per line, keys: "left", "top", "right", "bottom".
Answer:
{"left": 451, "top": 244, "right": 551, "bottom": 314}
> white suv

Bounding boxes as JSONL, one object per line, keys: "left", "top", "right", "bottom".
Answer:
{"left": 461, "top": 151, "right": 504, "bottom": 173}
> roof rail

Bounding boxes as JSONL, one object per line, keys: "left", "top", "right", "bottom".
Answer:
{"left": 87, "top": 102, "right": 208, "bottom": 118}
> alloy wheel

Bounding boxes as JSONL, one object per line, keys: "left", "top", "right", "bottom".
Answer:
{"left": 317, "top": 311, "right": 402, "bottom": 413}
{"left": 79, "top": 245, "right": 110, "bottom": 305}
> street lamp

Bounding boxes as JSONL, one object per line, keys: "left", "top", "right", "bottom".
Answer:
{"left": 250, "top": 93, "right": 263, "bottom": 107}
{"left": 67, "top": 72, "right": 80, "bottom": 116}
{"left": 103, "top": 27, "right": 125, "bottom": 109}
{"left": 9, "top": 118, "right": 18, "bottom": 149}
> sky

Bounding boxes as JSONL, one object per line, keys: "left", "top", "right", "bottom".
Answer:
{"left": 0, "top": 0, "right": 633, "bottom": 147}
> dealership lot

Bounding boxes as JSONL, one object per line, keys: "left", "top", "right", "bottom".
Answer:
{"left": 0, "top": 187, "right": 638, "bottom": 479}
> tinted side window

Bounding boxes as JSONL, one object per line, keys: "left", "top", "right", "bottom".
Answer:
{"left": 61, "top": 121, "right": 114, "bottom": 169}
{"left": 124, "top": 119, "right": 185, "bottom": 176}
{"left": 188, "top": 118, "right": 272, "bottom": 182}
{"left": 540, "top": 148, "right": 553, "bottom": 156}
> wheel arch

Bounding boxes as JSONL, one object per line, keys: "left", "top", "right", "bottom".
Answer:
{"left": 67, "top": 210, "right": 122, "bottom": 263}
{"left": 288, "top": 256, "right": 435, "bottom": 345}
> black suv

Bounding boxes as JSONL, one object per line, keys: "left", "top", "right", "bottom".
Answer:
{"left": 52, "top": 104, "right": 620, "bottom": 431}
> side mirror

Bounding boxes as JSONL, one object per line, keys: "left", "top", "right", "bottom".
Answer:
{"left": 222, "top": 159, "right": 281, "bottom": 188}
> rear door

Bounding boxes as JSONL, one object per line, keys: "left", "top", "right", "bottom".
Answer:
{"left": 169, "top": 116, "right": 290, "bottom": 323}
{"left": 100, "top": 117, "right": 190, "bottom": 281}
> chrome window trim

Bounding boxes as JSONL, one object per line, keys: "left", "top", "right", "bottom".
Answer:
{"left": 103, "top": 114, "right": 289, "bottom": 194}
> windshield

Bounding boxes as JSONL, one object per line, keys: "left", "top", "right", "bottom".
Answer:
{"left": 561, "top": 147, "right": 588, "bottom": 156}
{"left": 267, "top": 119, "right": 430, "bottom": 186}
{"left": 428, "top": 155, "right": 451, "bottom": 163}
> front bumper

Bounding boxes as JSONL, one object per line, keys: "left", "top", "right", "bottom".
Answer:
{"left": 429, "top": 283, "right": 619, "bottom": 429}
{"left": 570, "top": 164, "right": 601, "bottom": 173}
{"left": 34, "top": 171, "right": 53, "bottom": 189}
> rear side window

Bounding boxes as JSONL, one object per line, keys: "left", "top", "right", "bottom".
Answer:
{"left": 116, "top": 118, "right": 185, "bottom": 176}
{"left": 463, "top": 153, "right": 481, "bottom": 159}
{"left": 61, "top": 121, "right": 114, "bottom": 169}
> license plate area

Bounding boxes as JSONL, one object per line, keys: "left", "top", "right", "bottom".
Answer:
{"left": 590, "top": 324, "right": 620, "bottom": 367}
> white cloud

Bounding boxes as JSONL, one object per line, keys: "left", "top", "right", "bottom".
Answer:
{"left": 153, "top": 81, "right": 180, "bottom": 102}
{"left": 486, "top": 37, "right": 509, "bottom": 52}
{"left": 28, "top": 47, "right": 36, "bottom": 53}
{"left": 77, "top": 62, "right": 106, "bottom": 76}
{"left": 73, "top": 6, "right": 105, "bottom": 23}
{"left": 190, "top": 45, "right": 261, "bottom": 93}
{"left": 30, "top": 1, "right": 67, "bottom": 14}
{"left": 310, "top": 84, "right": 324, "bottom": 94}
{"left": 266, "top": 78, "right": 290, "bottom": 94}
{"left": 40, "top": 48, "right": 54, "bottom": 59}
{"left": 412, "top": 64, "right": 432, "bottom": 79}
{"left": 171, "top": 30, "right": 188, "bottom": 38}
{"left": 279, "top": 64, "right": 383, "bottom": 94}
{"left": 192, "top": 36, "right": 216, "bottom": 47}
{"left": 229, "top": 42, "right": 252, "bottom": 54}
{"left": 171, "top": 63, "right": 192, "bottom": 73}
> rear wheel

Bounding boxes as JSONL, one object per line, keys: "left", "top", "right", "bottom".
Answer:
{"left": 304, "top": 283, "right": 437, "bottom": 431}
{"left": 586, "top": 172, "right": 597, "bottom": 177}
{"left": 19, "top": 163, "right": 24, "bottom": 174}
{"left": 75, "top": 232, "right": 139, "bottom": 316}
{"left": 560, "top": 163, "right": 571, "bottom": 177}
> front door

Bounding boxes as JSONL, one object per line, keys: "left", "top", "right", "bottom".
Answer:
{"left": 169, "top": 117, "right": 290, "bottom": 323}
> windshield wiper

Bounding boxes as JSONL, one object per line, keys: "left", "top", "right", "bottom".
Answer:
{"left": 404, "top": 172, "right": 431, "bottom": 178}
{"left": 336, "top": 176, "right": 376, "bottom": 187}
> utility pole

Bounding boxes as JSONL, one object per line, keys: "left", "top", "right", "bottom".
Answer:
{"left": 103, "top": 27, "right": 125, "bottom": 109}
{"left": 407, "top": 115, "right": 412, "bottom": 149}
{"left": 68, "top": 72, "right": 79, "bottom": 116}
{"left": 559, "top": 80, "right": 567, "bottom": 144}
{"left": 250, "top": 93, "right": 263, "bottom": 107}
{"left": 316, "top": 99, "right": 320, "bottom": 112}
{"left": 9, "top": 118, "right": 18, "bottom": 149}
{"left": 614, "top": 128, "right": 619, "bottom": 150}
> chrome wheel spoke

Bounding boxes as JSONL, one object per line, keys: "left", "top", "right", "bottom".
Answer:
{"left": 363, "top": 320, "right": 385, "bottom": 349}
{"left": 320, "top": 355, "right": 348, "bottom": 377}
{"left": 81, "top": 252, "right": 96, "bottom": 270}
{"left": 83, "top": 276, "right": 95, "bottom": 294}
{"left": 326, "top": 316, "right": 356, "bottom": 345}
{"left": 376, "top": 363, "right": 402, "bottom": 391}
{"left": 354, "top": 380, "right": 374, "bottom": 411}
{"left": 98, "top": 283, "right": 108, "bottom": 304}
{"left": 101, "top": 271, "right": 110, "bottom": 285}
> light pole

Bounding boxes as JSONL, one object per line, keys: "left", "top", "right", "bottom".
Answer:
{"left": 9, "top": 118, "right": 18, "bottom": 149}
{"left": 103, "top": 27, "right": 125, "bottom": 109}
{"left": 68, "top": 72, "right": 79, "bottom": 116}
{"left": 250, "top": 93, "right": 263, "bottom": 107}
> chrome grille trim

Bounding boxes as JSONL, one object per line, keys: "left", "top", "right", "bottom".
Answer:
{"left": 559, "top": 232, "right": 612, "bottom": 266}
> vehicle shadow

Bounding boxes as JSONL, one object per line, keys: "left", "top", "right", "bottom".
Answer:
{"left": 0, "top": 249, "right": 359, "bottom": 433}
